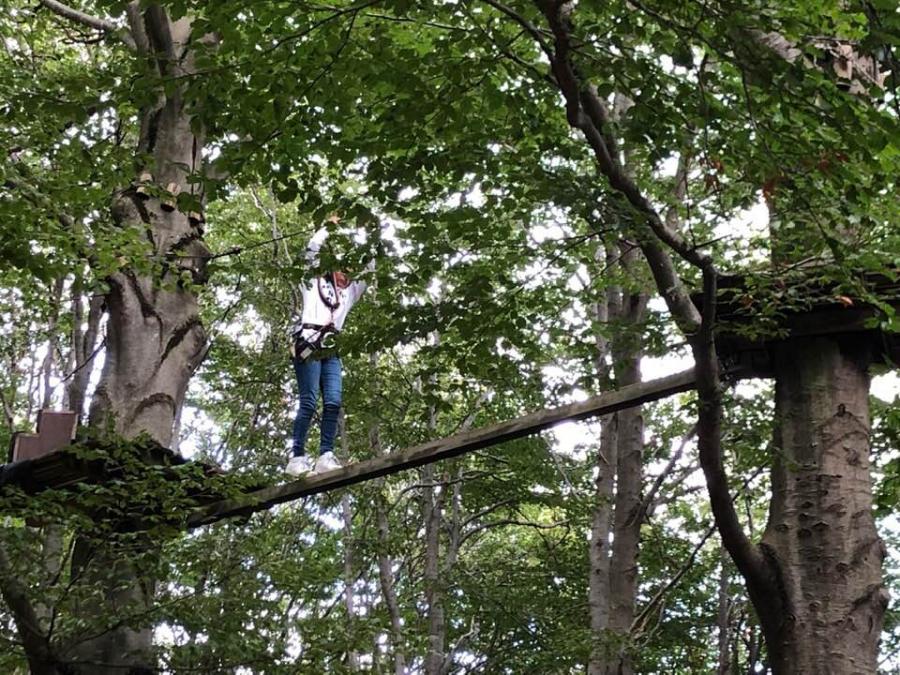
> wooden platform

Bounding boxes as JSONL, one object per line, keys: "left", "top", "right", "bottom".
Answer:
{"left": 0, "top": 437, "right": 236, "bottom": 528}
{"left": 699, "top": 270, "right": 900, "bottom": 376}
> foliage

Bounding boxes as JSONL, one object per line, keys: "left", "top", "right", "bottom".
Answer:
{"left": 0, "top": 0, "right": 897, "bottom": 671}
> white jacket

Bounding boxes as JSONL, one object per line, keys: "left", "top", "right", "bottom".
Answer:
{"left": 290, "top": 227, "right": 368, "bottom": 342}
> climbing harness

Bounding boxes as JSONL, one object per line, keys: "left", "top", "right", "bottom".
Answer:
{"left": 293, "top": 276, "right": 344, "bottom": 361}
{"left": 293, "top": 322, "right": 339, "bottom": 361}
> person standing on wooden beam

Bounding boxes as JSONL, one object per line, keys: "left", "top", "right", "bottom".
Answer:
{"left": 286, "top": 215, "right": 371, "bottom": 477}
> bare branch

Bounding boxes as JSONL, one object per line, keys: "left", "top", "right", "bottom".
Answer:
{"left": 481, "top": 0, "right": 553, "bottom": 60}
{"left": 631, "top": 524, "right": 717, "bottom": 636}
{"left": 630, "top": 424, "right": 697, "bottom": 526}
{"left": 39, "top": 0, "right": 136, "bottom": 50}
{"left": 144, "top": 4, "right": 177, "bottom": 65}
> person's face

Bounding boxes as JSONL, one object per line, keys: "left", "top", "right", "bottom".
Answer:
{"left": 332, "top": 271, "right": 350, "bottom": 289}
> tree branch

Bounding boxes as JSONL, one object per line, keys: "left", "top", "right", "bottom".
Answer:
{"left": 143, "top": 4, "right": 177, "bottom": 66}
{"left": 39, "top": 0, "right": 136, "bottom": 50}
{"left": 631, "top": 524, "right": 717, "bottom": 636}
{"left": 0, "top": 543, "right": 56, "bottom": 674}
{"left": 529, "top": 0, "right": 772, "bottom": 597}
{"left": 630, "top": 424, "right": 697, "bottom": 527}
{"left": 480, "top": 0, "right": 553, "bottom": 60}
{"left": 534, "top": 0, "right": 703, "bottom": 336}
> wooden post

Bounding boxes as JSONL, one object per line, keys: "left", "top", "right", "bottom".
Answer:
{"left": 8, "top": 410, "right": 77, "bottom": 464}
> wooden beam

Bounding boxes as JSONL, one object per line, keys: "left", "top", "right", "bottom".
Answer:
{"left": 185, "top": 368, "right": 698, "bottom": 529}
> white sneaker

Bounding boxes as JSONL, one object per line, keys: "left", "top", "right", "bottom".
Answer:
{"left": 285, "top": 455, "right": 314, "bottom": 478}
{"left": 313, "top": 451, "right": 342, "bottom": 474}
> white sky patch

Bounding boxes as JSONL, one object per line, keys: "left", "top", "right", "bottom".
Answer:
{"left": 464, "top": 182, "right": 485, "bottom": 207}
{"left": 529, "top": 221, "right": 568, "bottom": 243}
{"left": 397, "top": 186, "right": 419, "bottom": 201}
{"left": 873, "top": 373, "right": 900, "bottom": 402}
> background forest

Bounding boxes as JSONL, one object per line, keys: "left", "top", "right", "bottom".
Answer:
{"left": 0, "top": 0, "right": 898, "bottom": 673}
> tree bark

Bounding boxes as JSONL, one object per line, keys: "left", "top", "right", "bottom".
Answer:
{"left": 416, "top": 335, "right": 448, "bottom": 675}
{"left": 340, "top": 413, "right": 360, "bottom": 672}
{"left": 66, "top": 275, "right": 104, "bottom": 422}
{"left": 717, "top": 549, "right": 731, "bottom": 675}
{"left": 759, "top": 335, "right": 886, "bottom": 673}
{"left": 587, "top": 412, "right": 616, "bottom": 672}
{"left": 422, "top": 464, "right": 446, "bottom": 675}
{"left": 66, "top": 539, "right": 156, "bottom": 675}
{"left": 342, "top": 493, "right": 360, "bottom": 672}
{"left": 588, "top": 241, "right": 647, "bottom": 675}
{"left": 39, "top": 278, "right": 65, "bottom": 410}
{"left": 603, "top": 336, "right": 644, "bottom": 675}
{"left": 375, "top": 495, "right": 407, "bottom": 675}
{"left": 587, "top": 249, "right": 618, "bottom": 673}
{"left": 68, "top": 7, "right": 212, "bottom": 673}
{"left": 369, "top": 353, "right": 407, "bottom": 674}
{"left": 88, "top": 9, "right": 209, "bottom": 447}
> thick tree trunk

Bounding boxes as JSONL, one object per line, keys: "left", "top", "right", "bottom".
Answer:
{"left": 70, "top": 10, "right": 210, "bottom": 674}
{"left": 88, "top": 10, "right": 209, "bottom": 446}
{"left": 66, "top": 540, "right": 156, "bottom": 674}
{"left": 759, "top": 336, "right": 886, "bottom": 673}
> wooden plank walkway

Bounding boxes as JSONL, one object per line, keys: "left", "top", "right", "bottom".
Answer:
{"left": 186, "top": 367, "right": 698, "bottom": 529}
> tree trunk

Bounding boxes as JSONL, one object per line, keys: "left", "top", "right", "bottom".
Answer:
{"left": 342, "top": 493, "right": 360, "bottom": 671}
{"left": 375, "top": 496, "right": 407, "bottom": 675}
{"left": 587, "top": 245, "right": 616, "bottom": 673}
{"left": 422, "top": 461, "right": 446, "bottom": 675}
{"left": 39, "top": 278, "right": 65, "bottom": 410}
{"left": 588, "top": 414, "right": 616, "bottom": 674}
{"left": 340, "top": 413, "right": 360, "bottom": 671}
{"left": 759, "top": 335, "right": 886, "bottom": 673}
{"left": 369, "top": 354, "right": 407, "bottom": 674}
{"left": 70, "top": 8, "right": 211, "bottom": 673}
{"left": 603, "top": 349, "right": 643, "bottom": 675}
{"left": 717, "top": 549, "right": 731, "bottom": 675}
{"left": 66, "top": 276, "right": 104, "bottom": 422}
{"left": 420, "top": 341, "right": 447, "bottom": 675}
{"left": 88, "top": 35, "right": 209, "bottom": 445}
{"left": 587, "top": 242, "right": 649, "bottom": 675}
{"left": 600, "top": 285, "right": 646, "bottom": 674}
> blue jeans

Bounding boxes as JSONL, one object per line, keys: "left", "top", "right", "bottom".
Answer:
{"left": 292, "top": 356, "right": 342, "bottom": 457}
